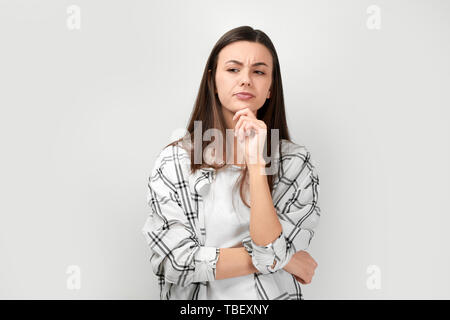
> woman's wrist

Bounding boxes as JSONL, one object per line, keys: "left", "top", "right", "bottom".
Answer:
{"left": 247, "top": 162, "right": 267, "bottom": 175}
{"left": 282, "top": 258, "right": 293, "bottom": 273}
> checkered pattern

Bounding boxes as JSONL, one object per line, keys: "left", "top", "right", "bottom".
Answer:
{"left": 142, "top": 139, "right": 321, "bottom": 300}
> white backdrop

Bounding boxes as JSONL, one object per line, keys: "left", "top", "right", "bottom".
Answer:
{"left": 0, "top": 0, "right": 449, "bottom": 299}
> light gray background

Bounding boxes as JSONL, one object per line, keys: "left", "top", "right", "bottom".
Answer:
{"left": 0, "top": 0, "right": 449, "bottom": 299}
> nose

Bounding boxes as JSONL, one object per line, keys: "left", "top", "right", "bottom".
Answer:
{"left": 240, "top": 72, "right": 251, "bottom": 87}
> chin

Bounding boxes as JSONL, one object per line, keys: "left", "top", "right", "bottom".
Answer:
{"left": 236, "top": 104, "right": 252, "bottom": 111}
{"left": 223, "top": 104, "right": 252, "bottom": 114}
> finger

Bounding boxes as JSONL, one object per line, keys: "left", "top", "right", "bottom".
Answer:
{"left": 246, "top": 123, "right": 267, "bottom": 142}
{"left": 235, "top": 116, "right": 251, "bottom": 140}
{"left": 233, "top": 108, "right": 256, "bottom": 121}
{"left": 242, "top": 120, "right": 257, "bottom": 140}
{"left": 234, "top": 116, "right": 246, "bottom": 135}
{"left": 242, "top": 123, "right": 251, "bottom": 141}
{"left": 232, "top": 110, "right": 244, "bottom": 122}
{"left": 240, "top": 120, "right": 250, "bottom": 141}
{"left": 236, "top": 119, "right": 246, "bottom": 142}
{"left": 256, "top": 119, "right": 267, "bottom": 129}
{"left": 235, "top": 119, "right": 244, "bottom": 141}
{"left": 243, "top": 121, "right": 258, "bottom": 138}
{"left": 246, "top": 120, "right": 266, "bottom": 134}
{"left": 242, "top": 120, "right": 259, "bottom": 141}
{"left": 233, "top": 108, "right": 252, "bottom": 121}
{"left": 294, "top": 275, "right": 306, "bottom": 285}
{"left": 235, "top": 116, "right": 250, "bottom": 134}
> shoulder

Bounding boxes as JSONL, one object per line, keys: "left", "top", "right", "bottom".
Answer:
{"left": 277, "top": 139, "right": 319, "bottom": 181}
{"left": 279, "top": 139, "right": 309, "bottom": 159}
{"left": 150, "top": 142, "right": 191, "bottom": 180}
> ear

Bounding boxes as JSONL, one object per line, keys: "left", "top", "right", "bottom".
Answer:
{"left": 266, "top": 89, "right": 271, "bottom": 99}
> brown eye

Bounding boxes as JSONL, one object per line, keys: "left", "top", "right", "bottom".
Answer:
{"left": 227, "top": 68, "right": 265, "bottom": 75}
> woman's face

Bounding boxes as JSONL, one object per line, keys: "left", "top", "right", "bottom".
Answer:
{"left": 214, "top": 41, "right": 273, "bottom": 115}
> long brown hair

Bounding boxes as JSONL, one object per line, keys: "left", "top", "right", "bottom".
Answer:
{"left": 165, "top": 25, "right": 292, "bottom": 208}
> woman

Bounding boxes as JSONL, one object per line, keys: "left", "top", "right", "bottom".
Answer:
{"left": 142, "top": 26, "right": 321, "bottom": 300}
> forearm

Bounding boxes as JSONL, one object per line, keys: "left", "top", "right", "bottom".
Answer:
{"left": 248, "top": 164, "right": 283, "bottom": 246}
{"left": 215, "top": 247, "right": 258, "bottom": 280}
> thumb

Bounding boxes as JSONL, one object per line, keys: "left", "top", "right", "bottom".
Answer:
{"left": 294, "top": 275, "right": 306, "bottom": 284}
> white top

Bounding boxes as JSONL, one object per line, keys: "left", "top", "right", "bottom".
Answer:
{"left": 203, "top": 164, "right": 259, "bottom": 300}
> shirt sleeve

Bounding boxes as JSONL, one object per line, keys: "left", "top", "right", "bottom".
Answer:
{"left": 242, "top": 145, "right": 321, "bottom": 274}
{"left": 142, "top": 147, "right": 220, "bottom": 286}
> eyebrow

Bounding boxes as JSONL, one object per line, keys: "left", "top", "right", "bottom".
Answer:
{"left": 225, "top": 60, "right": 269, "bottom": 67}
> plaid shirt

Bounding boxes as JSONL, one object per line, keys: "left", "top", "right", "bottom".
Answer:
{"left": 142, "top": 139, "right": 321, "bottom": 300}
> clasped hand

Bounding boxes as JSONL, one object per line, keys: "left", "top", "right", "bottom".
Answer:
{"left": 232, "top": 108, "right": 267, "bottom": 167}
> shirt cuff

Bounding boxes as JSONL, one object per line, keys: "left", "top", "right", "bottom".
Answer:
{"left": 192, "top": 246, "right": 220, "bottom": 282}
{"left": 242, "top": 232, "right": 291, "bottom": 274}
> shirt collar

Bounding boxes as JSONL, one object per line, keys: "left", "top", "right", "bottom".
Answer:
{"left": 184, "top": 139, "right": 283, "bottom": 197}
{"left": 188, "top": 167, "right": 216, "bottom": 197}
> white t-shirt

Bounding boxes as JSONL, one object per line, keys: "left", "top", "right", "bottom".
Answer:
{"left": 203, "top": 164, "right": 259, "bottom": 300}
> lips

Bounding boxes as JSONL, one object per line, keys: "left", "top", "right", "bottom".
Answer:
{"left": 235, "top": 92, "right": 255, "bottom": 100}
